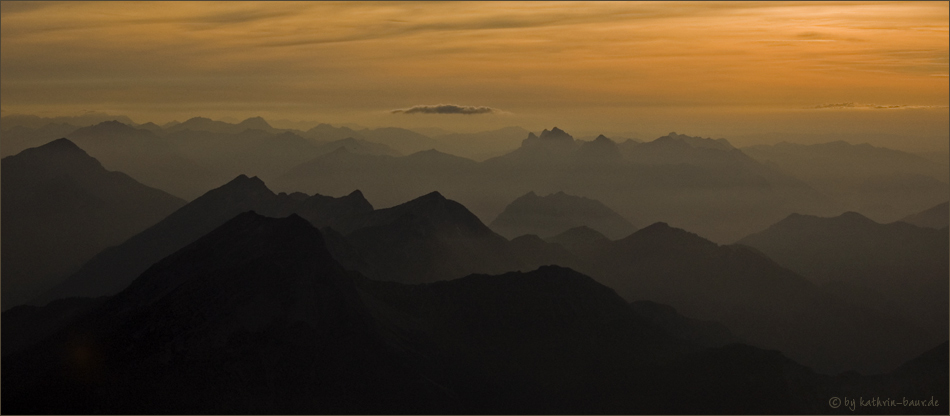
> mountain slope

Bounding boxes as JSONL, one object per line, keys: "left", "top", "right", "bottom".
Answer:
{"left": 38, "top": 175, "right": 373, "bottom": 303}
{"left": 66, "top": 121, "right": 218, "bottom": 199}
{"left": 4, "top": 213, "right": 945, "bottom": 414}
{"left": 738, "top": 211, "right": 949, "bottom": 335}
{"left": 490, "top": 191, "right": 637, "bottom": 239}
{"left": 337, "top": 191, "right": 520, "bottom": 283}
{"left": 1, "top": 139, "right": 185, "bottom": 309}
{"left": 899, "top": 201, "right": 949, "bottom": 229}
{"left": 581, "top": 222, "right": 939, "bottom": 374}
{"left": 2, "top": 212, "right": 450, "bottom": 414}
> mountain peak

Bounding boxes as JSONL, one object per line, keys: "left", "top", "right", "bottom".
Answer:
{"left": 215, "top": 174, "right": 273, "bottom": 196}
{"left": 539, "top": 127, "right": 574, "bottom": 141}
{"left": 620, "top": 221, "right": 713, "bottom": 248}
{"left": 39, "top": 137, "right": 84, "bottom": 152}
{"left": 238, "top": 116, "right": 272, "bottom": 129}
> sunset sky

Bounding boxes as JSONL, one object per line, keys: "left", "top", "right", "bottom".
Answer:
{"left": 1, "top": 1, "right": 947, "bottom": 150}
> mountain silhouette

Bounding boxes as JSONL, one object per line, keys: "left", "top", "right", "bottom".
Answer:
{"left": 2, "top": 212, "right": 452, "bottom": 414}
{"left": 738, "top": 211, "right": 949, "bottom": 336}
{"left": 335, "top": 191, "right": 520, "bottom": 283}
{"left": 1, "top": 139, "right": 185, "bottom": 310}
{"left": 0, "top": 122, "right": 80, "bottom": 157}
{"left": 580, "top": 221, "right": 938, "bottom": 374}
{"left": 166, "top": 128, "right": 327, "bottom": 182}
{"left": 899, "top": 201, "right": 948, "bottom": 229}
{"left": 4, "top": 211, "right": 946, "bottom": 414}
{"left": 37, "top": 175, "right": 373, "bottom": 303}
{"left": 66, "top": 120, "right": 218, "bottom": 199}
{"left": 575, "top": 134, "right": 623, "bottom": 162}
{"left": 490, "top": 191, "right": 637, "bottom": 239}
{"left": 742, "top": 141, "right": 949, "bottom": 223}
{"left": 313, "top": 137, "right": 402, "bottom": 157}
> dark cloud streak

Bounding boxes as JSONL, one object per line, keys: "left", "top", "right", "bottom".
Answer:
{"left": 392, "top": 104, "right": 500, "bottom": 115}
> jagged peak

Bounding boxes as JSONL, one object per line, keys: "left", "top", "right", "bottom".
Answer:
{"left": 526, "top": 132, "right": 539, "bottom": 140}
{"left": 594, "top": 134, "right": 611, "bottom": 142}
{"left": 539, "top": 126, "right": 574, "bottom": 141}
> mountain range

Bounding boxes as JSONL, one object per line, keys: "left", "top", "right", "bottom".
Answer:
{"left": 1, "top": 139, "right": 184, "bottom": 310}
{"left": 5, "top": 211, "right": 945, "bottom": 414}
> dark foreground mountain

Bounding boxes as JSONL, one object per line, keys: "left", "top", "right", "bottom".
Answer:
{"left": 37, "top": 175, "right": 373, "bottom": 303}
{"left": 738, "top": 211, "right": 949, "bottom": 337}
{"left": 1, "top": 139, "right": 185, "bottom": 310}
{"left": 4, "top": 211, "right": 945, "bottom": 414}
{"left": 2, "top": 212, "right": 451, "bottom": 414}
{"left": 577, "top": 222, "right": 940, "bottom": 374}
{"left": 899, "top": 201, "right": 949, "bottom": 229}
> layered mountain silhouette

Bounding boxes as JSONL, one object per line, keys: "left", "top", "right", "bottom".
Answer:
{"left": 4, "top": 211, "right": 945, "bottom": 414}
{"left": 575, "top": 221, "right": 939, "bottom": 374}
{"left": 2, "top": 212, "right": 452, "bottom": 414}
{"left": 490, "top": 191, "right": 637, "bottom": 239}
{"left": 1, "top": 139, "right": 185, "bottom": 310}
{"left": 899, "top": 201, "right": 949, "bottom": 229}
{"left": 275, "top": 127, "right": 831, "bottom": 243}
{"left": 742, "top": 141, "right": 949, "bottom": 222}
{"left": 738, "top": 211, "right": 949, "bottom": 336}
{"left": 65, "top": 121, "right": 218, "bottom": 199}
{"left": 37, "top": 175, "right": 373, "bottom": 303}
{"left": 0, "top": 122, "right": 80, "bottom": 157}
{"left": 333, "top": 191, "right": 521, "bottom": 283}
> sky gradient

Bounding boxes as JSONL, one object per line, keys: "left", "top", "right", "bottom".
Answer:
{"left": 1, "top": 1, "right": 947, "bottom": 150}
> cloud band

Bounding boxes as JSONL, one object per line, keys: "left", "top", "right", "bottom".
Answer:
{"left": 391, "top": 104, "right": 500, "bottom": 115}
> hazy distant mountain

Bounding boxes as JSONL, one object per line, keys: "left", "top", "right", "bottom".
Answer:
{"left": 166, "top": 128, "right": 328, "bottom": 181}
{"left": 66, "top": 120, "right": 219, "bottom": 199}
{"left": 899, "top": 201, "right": 949, "bottom": 229}
{"left": 575, "top": 134, "right": 624, "bottom": 162}
{"left": 164, "top": 116, "right": 282, "bottom": 134}
{"left": 738, "top": 211, "right": 949, "bottom": 336}
{"left": 487, "top": 127, "right": 582, "bottom": 164}
{"left": 0, "top": 112, "right": 135, "bottom": 130}
{"left": 490, "top": 191, "right": 637, "bottom": 239}
{"left": 544, "top": 226, "right": 612, "bottom": 258}
{"left": 276, "top": 127, "right": 833, "bottom": 243}
{"left": 272, "top": 147, "right": 485, "bottom": 213}
{"left": 304, "top": 123, "right": 365, "bottom": 141}
{"left": 314, "top": 137, "right": 402, "bottom": 157}
{"left": 581, "top": 221, "right": 938, "bottom": 374}
{"left": 430, "top": 126, "right": 530, "bottom": 161}
{"left": 335, "top": 191, "right": 520, "bottom": 283}
{"left": 1, "top": 139, "right": 185, "bottom": 310}
{"left": 0, "top": 122, "right": 80, "bottom": 157}
{"left": 6, "top": 211, "right": 943, "bottom": 413}
{"left": 359, "top": 127, "right": 440, "bottom": 154}
{"left": 38, "top": 175, "right": 373, "bottom": 303}
{"left": 742, "top": 141, "right": 949, "bottom": 222}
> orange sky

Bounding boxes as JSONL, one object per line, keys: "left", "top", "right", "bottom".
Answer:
{"left": 1, "top": 1, "right": 947, "bottom": 150}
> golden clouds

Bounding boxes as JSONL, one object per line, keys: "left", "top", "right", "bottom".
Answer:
{"left": 1, "top": 1, "right": 947, "bottom": 139}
